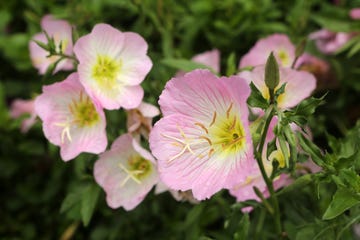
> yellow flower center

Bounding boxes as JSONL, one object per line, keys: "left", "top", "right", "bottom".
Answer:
{"left": 277, "top": 49, "right": 290, "bottom": 66}
{"left": 161, "top": 102, "right": 248, "bottom": 162}
{"left": 92, "top": 55, "right": 121, "bottom": 91}
{"left": 68, "top": 91, "right": 100, "bottom": 127}
{"left": 54, "top": 91, "right": 100, "bottom": 144}
{"left": 208, "top": 103, "right": 247, "bottom": 157}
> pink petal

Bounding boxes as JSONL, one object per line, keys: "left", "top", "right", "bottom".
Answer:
{"left": 191, "top": 49, "right": 220, "bottom": 73}
{"left": 239, "top": 34, "right": 295, "bottom": 68}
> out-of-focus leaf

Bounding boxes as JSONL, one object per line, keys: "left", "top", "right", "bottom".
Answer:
{"left": 322, "top": 188, "right": 360, "bottom": 220}
{"left": 81, "top": 183, "right": 100, "bottom": 226}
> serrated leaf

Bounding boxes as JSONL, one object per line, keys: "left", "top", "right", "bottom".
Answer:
{"left": 322, "top": 188, "right": 360, "bottom": 220}
{"left": 81, "top": 183, "right": 100, "bottom": 226}
{"left": 275, "top": 83, "right": 286, "bottom": 98}
{"left": 247, "top": 82, "right": 269, "bottom": 109}
{"left": 294, "top": 95, "right": 326, "bottom": 117}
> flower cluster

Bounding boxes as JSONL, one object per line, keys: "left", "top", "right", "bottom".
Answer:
{"left": 21, "top": 15, "right": 159, "bottom": 210}
{"left": 15, "top": 13, "right": 324, "bottom": 213}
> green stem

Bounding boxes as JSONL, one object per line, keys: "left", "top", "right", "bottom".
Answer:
{"left": 48, "top": 52, "right": 79, "bottom": 64}
{"left": 255, "top": 105, "right": 282, "bottom": 237}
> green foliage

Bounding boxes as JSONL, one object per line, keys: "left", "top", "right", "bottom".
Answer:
{"left": 1, "top": 0, "right": 360, "bottom": 239}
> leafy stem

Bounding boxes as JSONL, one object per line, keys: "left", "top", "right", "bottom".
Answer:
{"left": 254, "top": 105, "right": 282, "bottom": 237}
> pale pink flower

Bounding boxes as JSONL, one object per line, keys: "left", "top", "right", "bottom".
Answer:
{"left": 126, "top": 102, "right": 160, "bottom": 139}
{"left": 192, "top": 49, "right": 220, "bottom": 73}
{"left": 176, "top": 49, "right": 220, "bottom": 77}
{"left": 155, "top": 181, "right": 199, "bottom": 204}
{"left": 94, "top": 134, "right": 158, "bottom": 210}
{"left": 350, "top": 8, "right": 360, "bottom": 20}
{"left": 73, "top": 23, "right": 152, "bottom": 110}
{"left": 149, "top": 69, "right": 257, "bottom": 200}
{"left": 10, "top": 99, "right": 37, "bottom": 133}
{"left": 239, "top": 65, "right": 316, "bottom": 109}
{"left": 309, "top": 29, "right": 353, "bottom": 54}
{"left": 239, "top": 34, "right": 295, "bottom": 68}
{"left": 34, "top": 73, "right": 107, "bottom": 161}
{"left": 29, "top": 15, "right": 73, "bottom": 74}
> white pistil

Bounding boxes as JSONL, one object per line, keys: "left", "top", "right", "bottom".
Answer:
{"left": 54, "top": 118, "right": 72, "bottom": 143}
{"left": 118, "top": 163, "right": 143, "bottom": 187}
{"left": 161, "top": 133, "right": 195, "bottom": 162}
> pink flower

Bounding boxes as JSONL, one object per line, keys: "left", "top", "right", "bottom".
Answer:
{"left": 239, "top": 65, "right": 316, "bottom": 109}
{"left": 34, "top": 73, "right": 107, "bottom": 161}
{"left": 94, "top": 134, "right": 158, "bottom": 210}
{"left": 29, "top": 15, "right": 73, "bottom": 74}
{"left": 10, "top": 99, "right": 37, "bottom": 133}
{"left": 149, "top": 69, "right": 257, "bottom": 200}
{"left": 295, "top": 53, "right": 337, "bottom": 90}
{"left": 350, "top": 8, "right": 360, "bottom": 20}
{"left": 155, "top": 181, "right": 199, "bottom": 204}
{"left": 126, "top": 102, "right": 160, "bottom": 139}
{"left": 73, "top": 23, "right": 152, "bottom": 110}
{"left": 239, "top": 34, "right": 295, "bottom": 68}
{"left": 176, "top": 49, "right": 221, "bottom": 77}
{"left": 309, "top": 29, "right": 353, "bottom": 54}
{"left": 192, "top": 49, "right": 220, "bottom": 73}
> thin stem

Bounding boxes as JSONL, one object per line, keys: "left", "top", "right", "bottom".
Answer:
{"left": 291, "top": 55, "right": 299, "bottom": 69}
{"left": 47, "top": 52, "right": 79, "bottom": 64}
{"left": 254, "top": 105, "right": 282, "bottom": 237}
{"left": 51, "top": 52, "right": 79, "bottom": 64}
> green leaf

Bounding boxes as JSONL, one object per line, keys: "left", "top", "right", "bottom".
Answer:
{"left": 161, "top": 58, "right": 215, "bottom": 73}
{"left": 277, "top": 174, "right": 313, "bottom": 196}
{"left": 294, "top": 95, "right": 326, "bottom": 117}
{"left": 297, "top": 133, "right": 328, "bottom": 169}
{"left": 264, "top": 52, "right": 280, "bottom": 90}
{"left": 247, "top": 82, "right": 269, "bottom": 109}
{"left": 322, "top": 188, "right": 360, "bottom": 220}
{"left": 312, "top": 15, "right": 360, "bottom": 32}
{"left": 81, "top": 183, "right": 100, "bottom": 226}
{"left": 60, "top": 192, "right": 82, "bottom": 214}
{"left": 33, "top": 39, "right": 50, "bottom": 51}
{"left": 226, "top": 52, "right": 236, "bottom": 76}
{"left": 234, "top": 214, "right": 250, "bottom": 240}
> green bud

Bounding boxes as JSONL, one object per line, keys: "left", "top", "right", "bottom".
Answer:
{"left": 265, "top": 52, "right": 280, "bottom": 90}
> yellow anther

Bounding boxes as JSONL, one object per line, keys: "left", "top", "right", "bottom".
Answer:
{"left": 195, "top": 122, "right": 209, "bottom": 134}
{"left": 209, "top": 111, "right": 217, "bottom": 127}
{"left": 226, "top": 102, "right": 233, "bottom": 119}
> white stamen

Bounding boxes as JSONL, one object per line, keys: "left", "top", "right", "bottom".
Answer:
{"left": 118, "top": 163, "right": 143, "bottom": 186}
{"left": 54, "top": 118, "right": 72, "bottom": 143}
